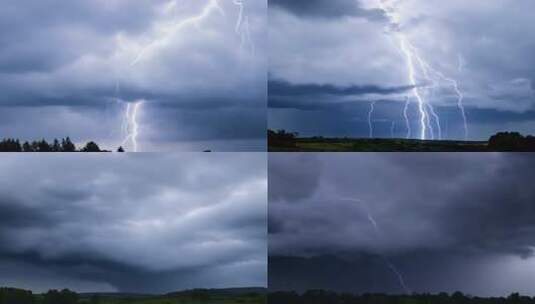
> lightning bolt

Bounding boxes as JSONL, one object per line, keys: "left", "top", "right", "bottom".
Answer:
{"left": 390, "top": 121, "right": 396, "bottom": 138}
{"left": 129, "top": 0, "right": 225, "bottom": 67}
{"left": 403, "top": 96, "right": 411, "bottom": 139}
{"left": 340, "top": 197, "right": 411, "bottom": 294}
{"left": 114, "top": 0, "right": 251, "bottom": 151}
{"left": 232, "top": 0, "right": 255, "bottom": 53}
{"left": 368, "top": 100, "right": 376, "bottom": 138}
{"left": 117, "top": 0, "right": 225, "bottom": 152}
{"left": 376, "top": 0, "right": 468, "bottom": 140}
{"left": 121, "top": 101, "right": 143, "bottom": 152}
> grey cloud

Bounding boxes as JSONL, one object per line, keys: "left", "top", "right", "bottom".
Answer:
{"left": 0, "top": 154, "right": 267, "bottom": 293}
{"left": 269, "top": 153, "right": 535, "bottom": 295}
{"left": 269, "top": 0, "right": 384, "bottom": 20}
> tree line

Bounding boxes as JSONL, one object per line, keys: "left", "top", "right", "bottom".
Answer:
{"left": 0, "top": 287, "right": 102, "bottom": 304}
{"left": 488, "top": 132, "right": 535, "bottom": 151}
{"left": 0, "top": 137, "right": 125, "bottom": 152}
{"left": 268, "top": 129, "right": 535, "bottom": 151}
{"left": 269, "top": 290, "right": 535, "bottom": 304}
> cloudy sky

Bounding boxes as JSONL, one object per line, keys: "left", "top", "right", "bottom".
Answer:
{"left": 269, "top": 153, "right": 535, "bottom": 296}
{"left": 0, "top": 153, "right": 267, "bottom": 293}
{"left": 0, "top": 0, "right": 266, "bottom": 152}
{"left": 269, "top": 0, "right": 535, "bottom": 140}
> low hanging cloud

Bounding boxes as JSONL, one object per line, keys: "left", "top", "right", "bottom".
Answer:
{"left": 0, "top": 154, "right": 267, "bottom": 293}
{"left": 269, "top": 0, "right": 384, "bottom": 20}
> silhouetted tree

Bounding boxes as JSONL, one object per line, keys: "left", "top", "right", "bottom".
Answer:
{"left": 81, "top": 141, "right": 101, "bottom": 152}
{"left": 52, "top": 139, "right": 61, "bottom": 152}
{"left": 61, "top": 137, "right": 76, "bottom": 152}
{"left": 0, "top": 287, "right": 34, "bottom": 304}
{"left": 42, "top": 289, "right": 78, "bottom": 304}
{"left": 37, "top": 139, "right": 51, "bottom": 152}
{"left": 22, "top": 141, "right": 32, "bottom": 152}
{"left": 268, "top": 129, "right": 299, "bottom": 149}
{"left": 117, "top": 146, "right": 125, "bottom": 152}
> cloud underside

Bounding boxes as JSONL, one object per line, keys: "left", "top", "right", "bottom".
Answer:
{"left": 0, "top": 154, "right": 267, "bottom": 293}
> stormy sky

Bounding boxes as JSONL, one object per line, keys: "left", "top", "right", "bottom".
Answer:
{"left": 0, "top": 0, "right": 266, "bottom": 151}
{"left": 269, "top": 0, "right": 535, "bottom": 140}
{"left": 0, "top": 153, "right": 267, "bottom": 293}
{"left": 269, "top": 153, "right": 535, "bottom": 296}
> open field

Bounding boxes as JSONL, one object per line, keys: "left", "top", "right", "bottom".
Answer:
{"left": 269, "top": 137, "right": 489, "bottom": 152}
{"left": 79, "top": 293, "right": 266, "bottom": 304}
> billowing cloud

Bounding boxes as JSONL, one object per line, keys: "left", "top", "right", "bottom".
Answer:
{"left": 0, "top": 153, "right": 267, "bottom": 293}
{"left": 269, "top": 153, "right": 535, "bottom": 296}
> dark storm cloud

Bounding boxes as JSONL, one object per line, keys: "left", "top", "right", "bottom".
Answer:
{"left": 269, "top": 79, "right": 413, "bottom": 98}
{"left": 269, "top": 153, "right": 535, "bottom": 296}
{"left": 269, "top": 0, "right": 384, "bottom": 20}
{"left": 0, "top": 154, "right": 267, "bottom": 293}
{"left": 0, "top": 0, "right": 266, "bottom": 150}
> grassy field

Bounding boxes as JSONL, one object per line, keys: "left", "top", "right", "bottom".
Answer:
{"left": 269, "top": 137, "right": 489, "bottom": 152}
{"left": 78, "top": 289, "right": 266, "bottom": 304}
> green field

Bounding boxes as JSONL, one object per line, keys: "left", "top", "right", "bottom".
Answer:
{"left": 78, "top": 293, "right": 265, "bottom": 304}
{"left": 78, "top": 289, "right": 266, "bottom": 304}
{"left": 269, "top": 137, "right": 489, "bottom": 152}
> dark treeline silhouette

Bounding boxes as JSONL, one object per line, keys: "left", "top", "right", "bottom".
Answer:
{"left": 268, "top": 129, "right": 535, "bottom": 152}
{"left": 268, "top": 129, "right": 299, "bottom": 148}
{"left": 488, "top": 132, "right": 535, "bottom": 151}
{"left": 0, "top": 287, "right": 79, "bottom": 304}
{"left": 269, "top": 290, "right": 535, "bottom": 304}
{"left": 0, "top": 137, "right": 126, "bottom": 152}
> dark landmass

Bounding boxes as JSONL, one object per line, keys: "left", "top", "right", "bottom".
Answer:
{"left": 269, "top": 290, "right": 535, "bottom": 304}
{"left": 1, "top": 287, "right": 267, "bottom": 304}
{"left": 0, "top": 137, "right": 125, "bottom": 152}
{"left": 268, "top": 130, "right": 535, "bottom": 152}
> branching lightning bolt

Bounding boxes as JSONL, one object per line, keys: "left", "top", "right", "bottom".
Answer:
{"left": 340, "top": 197, "right": 411, "bottom": 294}
{"left": 118, "top": 0, "right": 225, "bottom": 152}
{"left": 129, "top": 0, "right": 225, "bottom": 68}
{"left": 368, "top": 100, "right": 376, "bottom": 138}
{"left": 232, "top": 0, "right": 255, "bottom": 53}
{"left": 376, "top": 0, "right": 468, "bottom": 140}
{"left": 115, "top": 0, "right": 251, "bottom": 151}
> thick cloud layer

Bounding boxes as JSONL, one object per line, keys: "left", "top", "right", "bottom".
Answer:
{"left": 269, "top": 0, "right": 535, "bottom": 140}
{"left": 269, "top": 153, "right": 535, "bottom": 296}
{"left": 269, "top": 0, "right": 384, "bottom": 20}
{"left": 0, "top": 0, "right": 266, "bottom": 151}
{"left": 0, "top": 154, "right": 267, "bottom": 293}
